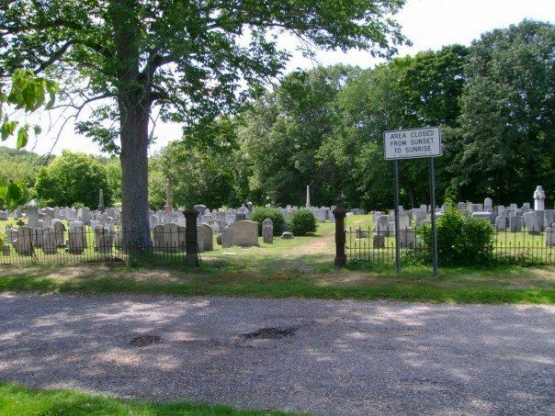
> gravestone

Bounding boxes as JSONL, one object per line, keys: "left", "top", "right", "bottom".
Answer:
{"left": 484, "top": 197, "right": 493, "bottom": 211}
{"left": 534, "top": 185, "right": 545, "bottom": 211}
{"left": 399, "top": 228, "right": 416, "bottom": 248}
{"left": 68, "top": 229, "right": 84, "bottom": 254}
{"left": 13, "top": 226, "right": 33, "bottom": 255}
{"left": 221, "top": 226, "right": 233, "bottom": 248}
{"left": 523, "top": 211, "right": 543, "bottom": 234}
{"left": 262, "top": 218, "right": 274, "bottom": 244}
{"left": 235, "top": 205, "right": 249, "bottom": 222}
{"left": 163, "top": 223, "right": 180, "bottom": 252}
{"left": 200, "top": 224, "right": 213, "bottom": 252}
{"left": 373, "top": 233, "right": 385, "bottom": 248}
{"left": 25, "top": 200, "right": 40, "bottom": 228}
{"left": 42, "top": 227, "right": 57, "bottom": 254}
{"left": 495, "top": 216, "right": 507, "bottom": 231}
{"left": 374, "top": 215, "right": 389, "bottom": 237}
{"left": 69, "top": 221, "right": 88, "bottom": 248}
{"left": 97, "top": 234, "right": 114, "bottom": 255}
{"left": 231, "top": 220, "right": 259, "bottom": 247}
{"left": 52, "top": 221, "right": 66, "bottom": 247}
{"left": 509, "top": 214, "right": 523, "bottom": 233}
{"left": 0, "top": 211, "right": 7, "bottom": 220}
{"left": 153, "top": 224, "right": 165, "bottom": 251}
{"left": 80, "top": 207, "right": 91, "bottom": 225}
{"left": 543, "top": 210, "right": 555, "bottom": 230}
{"left": 178, "top": 225, "right": 187, "bottom": 252}
{"left": 545, "top": 226, "right": 555, "bottom": 247}
{"left": 149, "top": 215, "right": 158, "bottom": 230}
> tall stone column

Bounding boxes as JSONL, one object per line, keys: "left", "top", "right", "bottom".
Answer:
{"left": 332, "top": 197, "right": 347, "bottom": 267}
{"left": 184, "top": 206, "right": 199, "bottom": 267}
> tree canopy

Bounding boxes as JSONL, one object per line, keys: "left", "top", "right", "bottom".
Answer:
{"left": 34, "top": 151, "right": 112, "bottom": 208}
{"left": 1, "top": 0, "right": 408, "bottom": 251}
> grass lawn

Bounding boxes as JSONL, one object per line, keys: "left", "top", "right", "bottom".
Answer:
{"left": 1, "top": 216, "right": 554, "bottom": 304}
{"left": 0, "top": 382, "right": 301, "bottom": 416}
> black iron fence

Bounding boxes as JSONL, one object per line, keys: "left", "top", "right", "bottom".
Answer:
{"left": 1, "top": 228, "right": 198, "bottom": 267}
{"left": 346, "top": 226, "right": 555, "bottom": 265}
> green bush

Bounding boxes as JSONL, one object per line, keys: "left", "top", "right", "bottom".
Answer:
{"left": 418, "top": 208, "right": 494, "bottom": 267}
{"left": 288, "top": 209, "right": 318, "bottom": 236}
{"left": 249, "top": 207, "right": 285, "bottom": 236}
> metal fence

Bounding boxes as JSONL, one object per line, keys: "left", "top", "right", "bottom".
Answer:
{"left": 346, "top": 226, "right": 555, "bottom": 265}
{"left": 1, "top": 229, "right": 195, "bottom": 267}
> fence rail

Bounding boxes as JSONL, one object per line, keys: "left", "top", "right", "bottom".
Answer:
{"left": 346, "top": 226, "right": 555, "bottom": 265}
{"left": 1, "top": 229, "right": 195, "bottom": 267}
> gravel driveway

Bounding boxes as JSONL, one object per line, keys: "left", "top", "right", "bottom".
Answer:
{"left": 0, "top": 293, "right": 554, "bottom": 415}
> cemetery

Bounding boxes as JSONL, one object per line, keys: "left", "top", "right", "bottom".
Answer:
{"left": 2, "top": 185, "right": 555, "bottom": 268}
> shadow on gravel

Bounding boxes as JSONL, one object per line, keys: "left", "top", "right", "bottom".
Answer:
{"left": 0, "top": 294, "right": 554, "bottom": 415}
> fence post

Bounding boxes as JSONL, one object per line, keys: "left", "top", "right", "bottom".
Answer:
{"left": 184, "top": 206, "right": 199, "bottom": 267}
{"left": 333, "top": 197, "right": 347, "bottom": 267}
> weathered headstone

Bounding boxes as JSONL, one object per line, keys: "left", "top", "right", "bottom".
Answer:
{"left": 523, "top": 211, "right": 543, "bottom": 234}
{"left": 52, "top": 220, "right": 66, "bottom": 247}
{"left": 163, "top": 223, "right": 180, "bottom": 252}
{"left": 231, "top": 220, "right": 258, "bottom": 247}
{"left": 200, "top": 224, "right": 213, "bottom": 251}
{"left": 399, "top": 228, "right": 416, "bottom": 248}
{"left": 153, "top": 224, "right": 165, "bottom": 251}
{"left": 13, "top": 226, "right": 33, "bottom": 255}
{"left": 68, "top": 229, "right": 84, "bottom": 254}
{"left": 42, "top": 227, "right": 57, "bottom": 254}
{"left": 509, "top": 214, "right": 523, "bottom": 233}
{"left": 221, "top": 226, "right": 233, "bottom": 248}
{"left": 545, "top": 226, "right": 555, "bottom": 247}
{"left": 495, "top": 216, "right": 507, "bottom": 231}
{"left": 373, "top": 233, "right": 385, "bottom": 248}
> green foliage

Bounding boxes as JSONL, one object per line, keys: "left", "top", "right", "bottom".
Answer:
{"left": 0, "top": 69, "right": 58, "bottom": 149}
{"left": 241, "top": 65, "right": 358, "bottom": 206}
{"left": 288, "top": 209, "right": 318, "bottom": 236}
{"left": 34, "top": 151, "right": 112, "bottom": 208}
{"left": 249, "top": 207, "right": 286, "bottom": 236}
{"left": 0, "top": 179, "right": 30, "bottom": 210}
{"left": 418, "top": 209, "right": 495, "bottom": 267}
{"left": 448, "top": 20, "right": 555, "bottom": 203}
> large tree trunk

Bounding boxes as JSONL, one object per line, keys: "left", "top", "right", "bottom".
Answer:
{"left": 120, "top": 98, "right": 152, "bottom": 252}
{"left": 110, "top": 0, "right": 153, "bottom": 252}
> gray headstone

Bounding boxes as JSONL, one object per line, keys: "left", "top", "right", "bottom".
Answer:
{"left": 231, "top": 220, "right": 258, "bottom": 247}
{"left": 221, "top": 226, "right": 233, "bottom": 248}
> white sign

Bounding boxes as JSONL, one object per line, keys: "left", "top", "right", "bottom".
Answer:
{"left": 384, "top": 127, "right": 442, "bottom": 160}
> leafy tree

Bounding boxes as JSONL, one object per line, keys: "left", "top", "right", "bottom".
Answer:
{"left": 35, "top": 151, "right": 112, "bottom": 208}
{"left": 242, "top": 65, "right": 358, "bottom": 206}
{"left": 150, "top": 137, "right": 240, "bottom": 210}
{"left": 0, "top": 146, "right": 48, "bottom": 188}
{"left": 327, "top": 46, "right": 468, "bottom": 210}
{"left": 1, "top": 0, "right": 408, "bottom": 251}
{"left": 450, "top": 20, "right": 555, "bottom": 204}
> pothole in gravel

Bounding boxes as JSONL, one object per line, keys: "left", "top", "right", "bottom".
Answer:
{"left": 241, "top": 326, "right": 298, "bottom": 340}
{"left": 129, "top": 335, "right": 161, "bottom": 347}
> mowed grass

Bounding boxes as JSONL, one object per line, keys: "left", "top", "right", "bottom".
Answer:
{"left": 1, "top": 216, "right": 555, "bottom": 304}
{"left": 0, "top": 382, "right": 301, "bottom": 416}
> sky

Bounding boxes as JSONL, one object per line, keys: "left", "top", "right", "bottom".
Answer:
{"left": 4, "top": 0, "right": 555, "bottom": 156}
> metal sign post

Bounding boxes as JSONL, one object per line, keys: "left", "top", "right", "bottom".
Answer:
{"left": 384, "top": 127, "right": 442, "bottom": 276}
{"left": 393, "top": 160, "right": 401, "bottom": 274}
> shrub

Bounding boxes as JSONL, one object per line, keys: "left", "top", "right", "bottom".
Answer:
{"left": 249, "top": 207, "right": 285, "bottom": 236}
{"left": 288, "top": 209, "right": 318, "bottom": 236}
{"left": 418, "top": 208, "right": 494, "bottom": 267}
